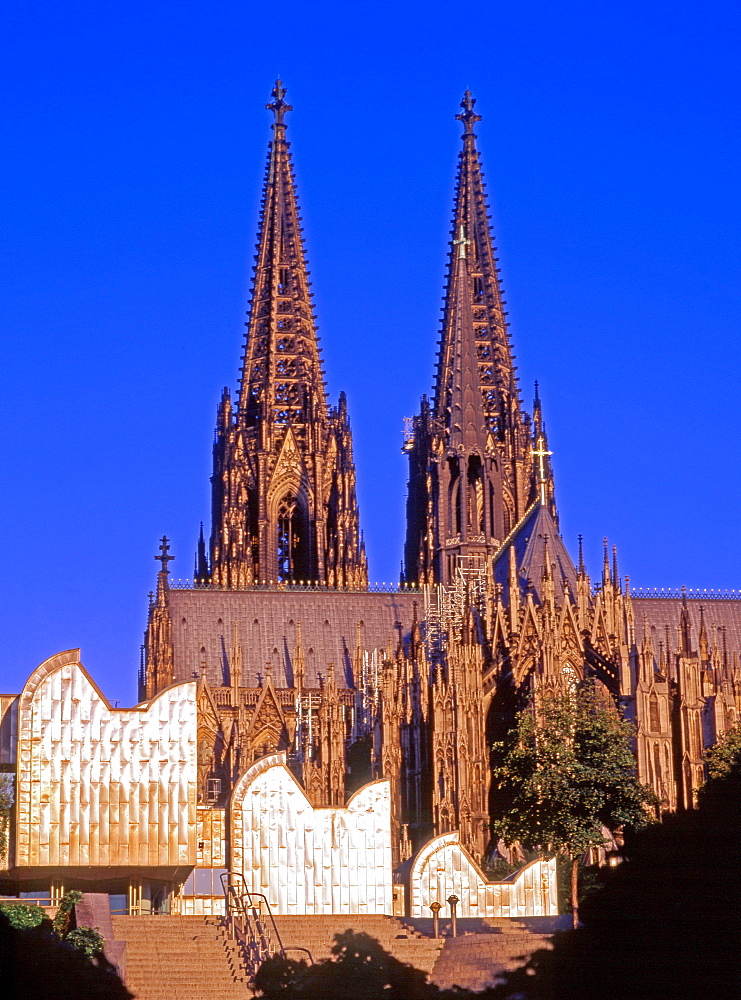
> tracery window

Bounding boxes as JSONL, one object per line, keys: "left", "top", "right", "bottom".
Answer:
{"left": 277, "top": 494, "right": 308, "bottom": 582}
{"left": 649, "top": 692, "right": 661, "bottom": 732}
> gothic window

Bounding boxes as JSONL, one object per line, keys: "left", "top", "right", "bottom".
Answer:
{"left": 277, "top": 494, "right": 309, "bottom": 582}
{"left": 448, "top": 458, "right": 461, "bottom": 536}
{"left": 476, "top": 342, "right": 491, "bottom": 360}
{"left": 649, "top": 692, "right": 661, "bottom": 732}
{"left": 278, "top": 268, "right": 290, "bottom": 294}
{"left": 467, "top": 455, "right": 485, "bottom": 534}
{"left": 473, "top": 276, "right": 484, "bottom": 303}
{"left": 275, "top": 383, "right": 299, "bottom": 404}
{"left": 653, "top": 743, "right": 662, "bottom": 791}
{"left": 276, "top": 358, "right": 297, "bottom": 377}
{"left": 692, "top": 714, "right": 702, "bottom": 757}
{"left": 277, "top": 337, "right": 294, "bottom": 352}
{"left": 562, "top": 664, "right": 578, "bottom": 695}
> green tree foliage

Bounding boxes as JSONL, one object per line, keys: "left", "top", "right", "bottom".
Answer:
{"left": 0, "top": 902, "right": 48, "bottom": 930}
{"left": 705, "top": 720, "right": 741, "bottom": 779}
{"left": 254, "top": 931, "right": 437, "bottom": 1000}
{"left": 53, "top": 889, "right": 83, "bottom": 937}
{"left": 489, "top": 758, "right": 741, "bottom": 1000}
{"left": 490, "top": 681, "right": 656, "bottom": 926}
{"left": 66, "top": 926, "right": 106, "bottom": 960}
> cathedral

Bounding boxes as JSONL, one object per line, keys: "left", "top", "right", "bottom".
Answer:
{"left": 140, "top": 80, "right": 741, "bottom": 874}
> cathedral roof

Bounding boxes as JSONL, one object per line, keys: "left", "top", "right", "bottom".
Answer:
{"left": 633, "top": 595, "right": 741, "bottom": 658}
{"left": 492, "top": 501, "right": 578, "bottom": 603}
{"left": 167, "top": 588, "right": 419, "bottom": 690}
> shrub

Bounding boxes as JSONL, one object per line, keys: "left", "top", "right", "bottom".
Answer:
{"left": 0, "top": 902, "right": 49, "bottom": 930}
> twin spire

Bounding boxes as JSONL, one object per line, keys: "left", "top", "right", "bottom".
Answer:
{"left": 207, "top": 80, "right": 366, "bottom": 589}
{"left": 403, "top": 88, "right": 557, "bottom": 586}
{"left": 238, "top": 79, "right": 327, "bottom": 438}
{"left": 204, "top": 81, "right": 555, "bottom": 591}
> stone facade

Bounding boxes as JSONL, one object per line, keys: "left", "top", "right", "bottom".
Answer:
{"left": 140, "top": 84, "right": 741, "bottom": 880}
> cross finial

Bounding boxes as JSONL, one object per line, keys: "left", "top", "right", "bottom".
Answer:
{"left": 453, "top": 223, "right": 471, "bottom": 259}
{"left": 156, "top": 535, "right": 174, "bottom": 573}
{"left": 531, "top": 434, "right": 552, "bottom": 504}
{"left": 456, "top": 90, "right": 482, "bottom": 135}
{"left": 266, "top": 79, "right": 292, "bottom": 127}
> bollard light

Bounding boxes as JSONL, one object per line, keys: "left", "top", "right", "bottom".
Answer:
{"left": 429, "top": 900, "right": 442, "bottom": 939}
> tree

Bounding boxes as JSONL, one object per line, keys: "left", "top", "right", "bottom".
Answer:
{"left": 489, "top": 757, "right": 741, "bottom": 1000}
{"left": 0, "top": 910, "right": 132, "bottom": 1000}
{"left": 490, "top": 680, "right": 656, "bottom": 927}
{"left": 253, "top": 930, "right": 440, "bottom": 1000}
{"left": 705, "top": 720, "right": 741, "bottom": 779}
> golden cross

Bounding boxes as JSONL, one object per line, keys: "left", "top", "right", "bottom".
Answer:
{"left": 531, "top": 434, "right": 552, "bottom": 504}
{"left": 156, "top": 536, "right": 174, "bottom": 573}
{"left": 456, "top": 90, "right": 482, "bottom": 134}
{"left": 453, "top": 224, "right": 470, "bottom": 259}
{"left": 266, "top": 79, "right": 292, "bottom": 126}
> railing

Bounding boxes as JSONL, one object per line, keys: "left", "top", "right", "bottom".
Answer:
{"left": 220, "top": 872, "right": 312, "bottom": 979}
{"left": 631, "top": 588, "right": 741, "bottom": 600}
{"left": 169, "top": 579, "right": 421, "bottom": 594}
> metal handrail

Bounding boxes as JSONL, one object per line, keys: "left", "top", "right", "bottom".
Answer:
{"left": 220, "top": 872, "right": 313, "bottom": 978}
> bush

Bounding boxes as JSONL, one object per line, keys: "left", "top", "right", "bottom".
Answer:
{"left": 66, "top": 925, "right": 106, "bottom": 959}
{"left": 0, "top": 902, "right": 49, "bottom": 930}
{"left": 53, "top": 889, "right": 83, "bottom": 937}
{"left": 0, "top": 911, "right": 132, "bottom": 999}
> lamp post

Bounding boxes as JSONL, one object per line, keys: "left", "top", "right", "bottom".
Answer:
{"left": 429, "top": 900, "right": 442, "bottom": 938}
{"left": 447, "top": 894, "right": 459, "bottom": 938}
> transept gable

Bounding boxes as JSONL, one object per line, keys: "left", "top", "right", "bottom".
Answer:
{"left": 557, "top": 601, "right": 583, "bottom": 657}
{"left": 196, "top": 675, "right": 223, "bottom": 740}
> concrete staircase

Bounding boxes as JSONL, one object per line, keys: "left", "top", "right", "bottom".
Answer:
{"left": 110, "top": 912, "right": 557, "bottom": 998}
{"left": 111, "top": 915, "right": 250, "bottom": 1000}
{"left": 429, "top": 920, "right": 556, "bottom": 992}
{"left": 272, "top": 913, "right": 444, "bottom": 975}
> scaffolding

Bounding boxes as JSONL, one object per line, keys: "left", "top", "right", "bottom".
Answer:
{"left": 423, "top": 555, "right": 488, "bottom": 657}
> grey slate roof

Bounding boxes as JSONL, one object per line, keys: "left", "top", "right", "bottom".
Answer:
{"left": 633, "top": 596, "right": 741, "bottom": 659}
{"left": 492, "top": 502, "right": 578, "bottom": 604}
{"left": 167, "top": 588, "right": 420, "bottom": 690}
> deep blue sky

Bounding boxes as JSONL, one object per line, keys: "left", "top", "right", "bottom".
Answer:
{"left": 2, "top": 1, "right": 740, "bottom": 705}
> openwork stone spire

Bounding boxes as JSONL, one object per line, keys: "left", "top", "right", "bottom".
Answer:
{"left": 208, "top": 82, "right": 367, "bottom": 589}
{"left": 437, "top": 90, "right": 520, "bottom": 459}
{"left": 238, "top": 78, "right": 327, "bottom": 435}
{"left": 404, "top": 92, "right": 556, "bottom": 586}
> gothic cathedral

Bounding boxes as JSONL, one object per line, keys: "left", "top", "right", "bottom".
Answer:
{"left": 143, "top": 82, "right": 741, "bottom": 866}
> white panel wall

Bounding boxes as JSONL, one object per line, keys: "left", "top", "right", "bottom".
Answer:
{"left": 15, "top": 650, "right": 197, "bottom": 868}
{"left": 409, "top": 832, "right": 558, "bottom": 918}
{"left": 231, "top": 754, "right": 393, "bottom": 915}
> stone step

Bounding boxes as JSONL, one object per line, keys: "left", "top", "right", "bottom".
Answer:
{"left": 430, "top": 931, "right": 554, "bottom": 992}
{"left": 111, "top": 915, "right": 250, "bottom": 1000}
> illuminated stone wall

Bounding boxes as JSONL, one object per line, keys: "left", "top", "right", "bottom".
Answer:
{"left": 230, "top": 754, "right": 393, "bottom": 914}
{"left": 409, "top": 832, "right": 557, "bottom": 918}
{"left": 15, "top": 650, "right": 197, "bottom": 869}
